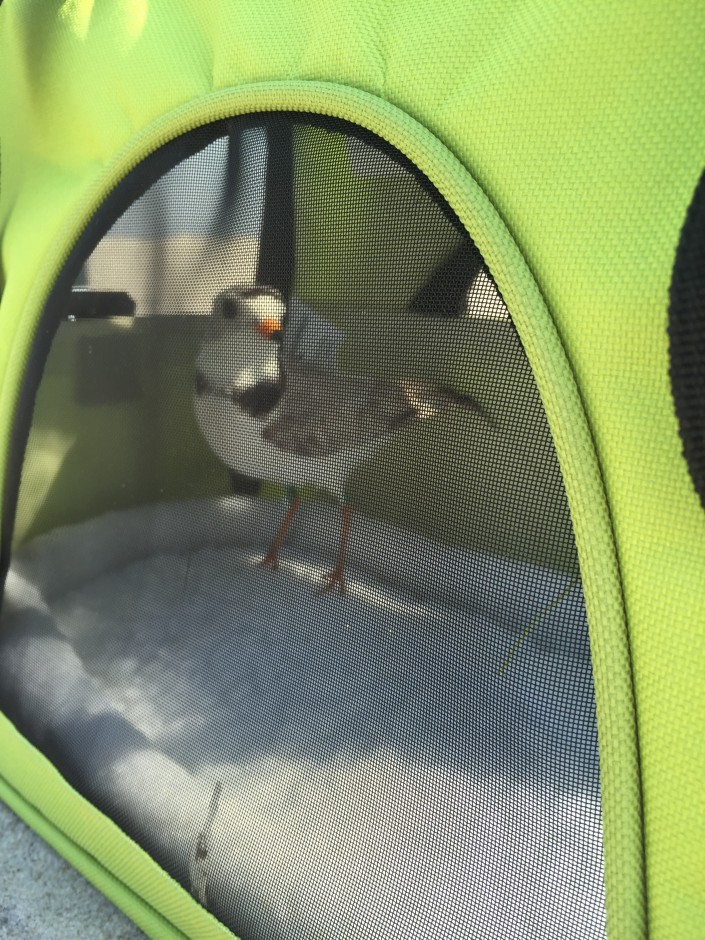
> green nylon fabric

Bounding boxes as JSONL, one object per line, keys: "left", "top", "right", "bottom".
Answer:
{"left": 1, "top": 1, "right": 704, "bottom": 938}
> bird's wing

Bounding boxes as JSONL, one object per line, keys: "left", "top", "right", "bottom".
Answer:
{"left": 283, "top": 299, "right": 345, "bottom": 371}
{"left": 261, "top": 366, "right": 419, "bottom": 457}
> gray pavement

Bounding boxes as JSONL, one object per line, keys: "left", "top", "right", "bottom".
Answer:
{"left": 0, "top": 799, "right": 145, "bottom": 939}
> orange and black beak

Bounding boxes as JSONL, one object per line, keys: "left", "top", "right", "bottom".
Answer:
{"left": 256, "top": 318, "right": 282, "bottom": 341}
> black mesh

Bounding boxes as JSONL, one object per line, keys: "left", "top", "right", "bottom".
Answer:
{"left": 669, "top": 168, "right": 705, "bottom": 509}
{"left": 0, "top": 115, "right": 605, "bottom": 939}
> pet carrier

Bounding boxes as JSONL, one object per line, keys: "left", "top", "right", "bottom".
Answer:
{"left": 0, "top": 2, "right": 703, "bottom": 938}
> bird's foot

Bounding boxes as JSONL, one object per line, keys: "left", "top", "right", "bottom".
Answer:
{"left": 257, "top": 549, "right": 280, "bottom": 571}
{"left": 317, "top": 567, "right": 346, "bottom": 596}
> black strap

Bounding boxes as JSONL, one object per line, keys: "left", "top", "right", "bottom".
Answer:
{"left": 256, "top": 120, "right": 296, "bottom": 298}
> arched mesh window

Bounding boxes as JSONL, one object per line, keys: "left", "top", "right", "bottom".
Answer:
{"left": 0, "top": 115, "right": 604, "bottom": 939}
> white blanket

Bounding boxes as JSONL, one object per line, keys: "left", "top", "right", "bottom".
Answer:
{"left": 0, "top": 496, "right": 604, "bottom": 939}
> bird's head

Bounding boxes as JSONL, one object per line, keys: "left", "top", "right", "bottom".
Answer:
{"left": 194, "top": 285, "right": 285, "bottom": 428}
{"left": 214, "top": 286, "right": 285, "bottom": 343}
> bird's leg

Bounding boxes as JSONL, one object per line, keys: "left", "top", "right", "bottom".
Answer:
{"left": 259, "top": 487, "right": 301, "bottom": 571}
{"left": 318, "top": 500, "right": 353, "bottom": 596}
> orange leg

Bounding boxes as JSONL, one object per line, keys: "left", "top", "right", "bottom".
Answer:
{"left": 258, "top": 495, "right": 302, "bottom": 570}
{"left": 318, "top": 503, "right": 353, "bottom": 596}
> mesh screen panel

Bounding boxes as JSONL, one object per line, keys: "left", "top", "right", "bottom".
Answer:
{"left": 0, "top": 115, "right": 605, "bottom": 939}
{"left": 669, "top": 167, "right": 705, "bottom": 509}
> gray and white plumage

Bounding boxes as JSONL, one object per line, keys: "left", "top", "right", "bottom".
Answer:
{"left": 194, "top": 286, "right": 487, "bottom": 592}
{"left": 194, "top": 286, "right": 484, "bottom": 503}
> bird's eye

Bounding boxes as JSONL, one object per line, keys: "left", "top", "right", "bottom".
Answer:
{"left": 271, "top": 330, "right": 283, "bottom": 342}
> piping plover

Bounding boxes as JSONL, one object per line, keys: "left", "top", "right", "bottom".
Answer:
{"left": 194, "top": 286, "right": 488, "bottom": 594}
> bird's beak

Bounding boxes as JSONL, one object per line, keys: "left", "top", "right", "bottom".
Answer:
{"left": 256, "top": 318, "right": 282, "bottom": 341}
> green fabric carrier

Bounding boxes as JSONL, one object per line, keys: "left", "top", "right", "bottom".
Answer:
{"left": 0, "top": 2, "right": 703, "bottom": 938}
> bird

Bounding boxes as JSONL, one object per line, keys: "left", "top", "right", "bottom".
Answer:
{"left": 193, "top": 285, "right": 488, "bottom": 595}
